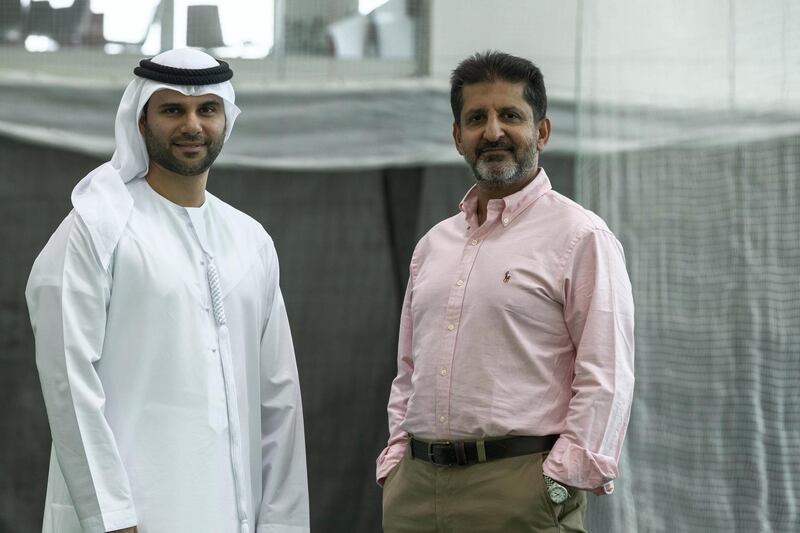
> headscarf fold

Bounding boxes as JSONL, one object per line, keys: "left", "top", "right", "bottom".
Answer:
{"left": 70, "top": 48, "right": 241, "bottom": 269}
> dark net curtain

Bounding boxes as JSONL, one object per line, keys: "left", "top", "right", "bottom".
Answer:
{"left": 0, "top": 132, "right": 574, "bottom": 532}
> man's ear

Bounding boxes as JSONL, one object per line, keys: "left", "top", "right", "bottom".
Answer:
{"left": 452, "top": 122, "right": 464, "bottom": 155}
{"left": 138, "top": 111, "right": 146, "bottom": 135}
{"left": 536, "top": 117, "right": 551, "bottom": 152}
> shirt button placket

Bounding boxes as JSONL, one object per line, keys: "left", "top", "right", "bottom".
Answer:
{"left": 438, "top": 235, "right": 481, "bottom": 436}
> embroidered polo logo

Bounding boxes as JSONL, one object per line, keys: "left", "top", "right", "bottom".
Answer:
{"left": 503, "top": 271, "right": 511, "bottom": 283}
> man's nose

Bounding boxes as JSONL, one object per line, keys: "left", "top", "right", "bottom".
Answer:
{"left": 180, "top": 112, "right": 202, "bottom": 134}
{"left": 483, "top": 115, "right": 504, "bottom": 142}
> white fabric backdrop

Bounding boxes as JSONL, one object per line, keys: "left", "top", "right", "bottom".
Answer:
{"left": 0, "top": 80, "right": 580, "bottom": 170}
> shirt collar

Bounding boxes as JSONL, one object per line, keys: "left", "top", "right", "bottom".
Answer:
{"left": 459, "top": 168, "right": 553, "bottom": 228}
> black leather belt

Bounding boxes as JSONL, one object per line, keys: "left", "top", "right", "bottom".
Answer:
{"left": 409, "top": 435, "right": 558, "bottom": 467}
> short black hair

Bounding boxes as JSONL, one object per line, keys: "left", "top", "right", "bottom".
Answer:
{"left": 450, "top": 50, "right": 547, "bottom": 124}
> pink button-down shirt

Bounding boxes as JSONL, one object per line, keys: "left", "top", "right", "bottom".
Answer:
{"left": 376, "top": 169, "right": 634, "bottom": 492}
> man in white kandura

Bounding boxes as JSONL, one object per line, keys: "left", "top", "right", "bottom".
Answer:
{"left": 26, "top": 48, "right": 309, "bottom": 533}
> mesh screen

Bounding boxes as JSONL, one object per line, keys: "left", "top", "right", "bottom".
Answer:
{"left": 575, "top": 1, "right": 800, "bottom": 531}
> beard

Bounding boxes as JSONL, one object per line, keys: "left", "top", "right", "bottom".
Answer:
{"left": 143, "top": 126, "right": 224, "bottom": 177}
{"left": 467, "top": 139, "right": 537, "bottom": 187}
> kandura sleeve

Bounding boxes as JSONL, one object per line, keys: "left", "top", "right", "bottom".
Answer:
{"left": 257, "top": 267, "right": 310, "bottom": 533}
{"left": 375, "top": 272, "right": 415, "bottom": 485}
{"left": 25, "top": 214, "right": 137, "bottom": 533}
{"left": 543, "top": 228, "right": 635, "bottom": 491}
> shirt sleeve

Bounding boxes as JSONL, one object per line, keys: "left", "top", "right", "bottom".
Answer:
{"left": 257, "top": 263, "right": 310, "bottom": 533}
{"left": 542, "top": 227, "right": 635, "bottom": 491}
{"left": 25, "top": 213, "right": 138, "bottom": 533}
{"left": 375, "top": 272, "right": 415, "bottom": 485}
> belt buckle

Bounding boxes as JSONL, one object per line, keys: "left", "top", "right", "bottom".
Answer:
{"left": 427, "top": 441, "right": 451, "bottom": 466}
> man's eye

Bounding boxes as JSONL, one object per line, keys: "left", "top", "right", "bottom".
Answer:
{"left": 162, "top": 108, "right": 181, "bottom": 115}
{"left": 200, "top": 106, "right": 217, "bottom": 114}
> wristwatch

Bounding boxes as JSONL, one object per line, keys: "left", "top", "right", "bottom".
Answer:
{"left": 543, "top": 475, "right": 570, "bottom": 504}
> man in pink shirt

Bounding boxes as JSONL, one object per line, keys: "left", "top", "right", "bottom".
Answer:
{"left": 377, "top": 51, "right": 635, "bottom": 532}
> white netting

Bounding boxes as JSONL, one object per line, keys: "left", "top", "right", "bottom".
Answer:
{"left": 575, "top": 1, "right": 800, "bottom": 531}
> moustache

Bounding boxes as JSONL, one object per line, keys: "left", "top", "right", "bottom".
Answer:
{"left": 172, "top": 134, "right": 208, "bottom": 145}
{"left": 476, "top": 141, "right": 514, "bottom": 156}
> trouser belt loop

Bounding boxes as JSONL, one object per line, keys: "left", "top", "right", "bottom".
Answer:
{"left": 454, "top": 441, "right": 467, "bottom": 466}
{"left": 476, "top": 440, "right": 487, "bottom": 463}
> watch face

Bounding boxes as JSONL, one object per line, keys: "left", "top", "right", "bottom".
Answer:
{"left": 548, "top": 485, "right": 569, "bottom": 504}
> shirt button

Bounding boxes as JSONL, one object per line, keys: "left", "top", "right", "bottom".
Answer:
{"left": 446, "top": 324, "right": 455, "bottom": 331}
{"left": 211, "top": 347, "right": 217, "bottom": 353}
{"left": 456, "top": 279, "right": 464, "bottom": 286}
{"left": 503, "top": 217, "right": 509, "bottom": 225}
{"left": 439, "top": 415, "right": 447, "bottom": 423}
{"left": 471, "top": 239, "right": 479, "bottom": 246}
{"left": 440, "top": 368, "right": 447, "bottom": 376}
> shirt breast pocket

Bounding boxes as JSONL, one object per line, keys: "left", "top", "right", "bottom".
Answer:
{"left": 493, "top": 255, "right": 565, "bottom": 335}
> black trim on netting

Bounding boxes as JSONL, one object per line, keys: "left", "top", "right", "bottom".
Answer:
{"left": 133, "top": 58, "right": 233, "bottom": 85}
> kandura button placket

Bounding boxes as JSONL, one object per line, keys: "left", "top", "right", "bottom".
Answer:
{"left": 182, "top": 203, "right": 250, "bottom": 532}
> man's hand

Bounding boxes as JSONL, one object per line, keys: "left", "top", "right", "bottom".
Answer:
{"left": 108, "top": 527, "right": 137, "bottom": 533}
{"left": 591, "top": 481, "right": 614, "bottom": 496}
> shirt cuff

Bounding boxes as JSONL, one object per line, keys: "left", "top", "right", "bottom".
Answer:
{"left": 542, "top": 437, "right": 618, "bottom": 490}
{"left": 78, "top": 506, "right": 137, "bottom": 533}
{"left": 375, "top": 441, "right": 407, "bottom": 486}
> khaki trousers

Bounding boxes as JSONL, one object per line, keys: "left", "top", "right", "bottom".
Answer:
{"left": 382, "top": 450, "right": 586, "bottom": 533}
